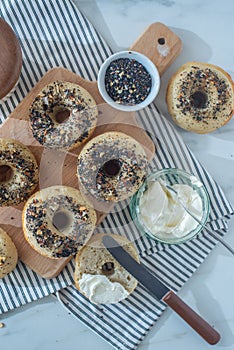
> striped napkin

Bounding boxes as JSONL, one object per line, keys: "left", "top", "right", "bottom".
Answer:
{"left": 0, "top": 0, "right": 233, "bottom": 349}
{"left": 58, "top": 104, "right": 234, "bottom": 350}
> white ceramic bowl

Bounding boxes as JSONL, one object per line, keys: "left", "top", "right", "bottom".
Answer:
{"left": 97, "top": 50, "right": 160, "bottom": 112}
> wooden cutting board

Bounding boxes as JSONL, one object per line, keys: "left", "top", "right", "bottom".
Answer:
{"left": 0, "top": 22, "right": 182, "bottom": 278}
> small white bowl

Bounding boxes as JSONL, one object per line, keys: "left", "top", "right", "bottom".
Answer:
{"left": 97, "top": 50, "right": 160, "bottom": 112}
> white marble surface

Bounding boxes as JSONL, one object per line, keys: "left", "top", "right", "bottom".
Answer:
{"left": 1, "top": 0, "right": 234, "bottom": 349}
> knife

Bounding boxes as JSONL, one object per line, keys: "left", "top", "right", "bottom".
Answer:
{"left": 102, "top": 235, "right": 220, "bottom": 345}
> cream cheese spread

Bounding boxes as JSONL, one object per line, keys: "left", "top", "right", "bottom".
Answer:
{"left": 78, "top": 273, "right": 129, "bottom": 304}
{"left": 138, "top": 181, "right": 203, "bottom": 239}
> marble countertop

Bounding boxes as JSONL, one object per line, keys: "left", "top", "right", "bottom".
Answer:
{"left": 1, "top": 1, "right": 234, "bottom": 349}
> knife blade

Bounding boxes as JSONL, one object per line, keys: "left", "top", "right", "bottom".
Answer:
{"left": 102, "top": 235, "right": 220, "bottom": 345}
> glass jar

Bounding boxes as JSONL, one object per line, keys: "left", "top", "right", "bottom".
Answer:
{"left": 130, "top": 168, "right": 210, "bottom": 244}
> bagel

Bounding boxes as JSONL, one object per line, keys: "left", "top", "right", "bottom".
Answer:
{"left": 74, "top": 233, "right": 139, "bottom": 304}
{"left": 166, "top": 62, "right": 234, "bottom": 133}
{"left": 29, "top": 81, "right": 98, "bottom": 150}
{"left": 22, "top": 185, "right": 97, "bottom": 259}
{"left": 0, "top": 138, "right": 38, "bottom": 206}
{"left": 77, "top": 131, "right": 148, "bottom": 202}
{"left": 0, "top": 227, "right": 18, "bottom": 279}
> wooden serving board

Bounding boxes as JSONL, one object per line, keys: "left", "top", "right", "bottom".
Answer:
{"left": 0, "top": 22, "right": 182, "bottom": 278}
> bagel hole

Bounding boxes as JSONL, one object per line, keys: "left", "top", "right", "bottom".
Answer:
{"left": 190, "top": 91, "right": 208, "bottom": 109}
{"left": 54, "top": 108, "right": 70, "bottom": 124}
{"left": 102, "top": 159, "right": 121, "bottom": 177}
{"left": 0, "top": 165, "right": 13, "bottom": 183}
{"left": 102, "top": 262, "right": 115, "bottom": 276}
{"left": 52, "top": 211, "right": 70, "bottom": 232}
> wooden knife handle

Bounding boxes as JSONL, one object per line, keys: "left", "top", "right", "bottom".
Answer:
{"left": 163, "top": 290, "right": 221, "bottom": 345}
{"left": 130, "top": 22, "right": 182, "bottom": 76}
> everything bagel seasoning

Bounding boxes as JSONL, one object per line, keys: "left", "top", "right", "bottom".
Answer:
{"left": 29, "top": 81, "right": 98, "bottom": 150}
{"left": 25, "top": 195, "right": 92, "bottom": 258}
{"left": 176, "top": 66, "right": 232, "bottom": 123}
{"left": 0, "top": 140, "right": 38, "bottom": 206}
{"left": 77, "top": 132, "right": 148, "bottom": 202}
{"left": 105, "top": 58, "right": 152, "bottom": 105}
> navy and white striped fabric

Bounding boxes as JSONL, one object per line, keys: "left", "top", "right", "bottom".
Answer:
{"left": 0, "top": 0, "right": 112, "bottom": 313}
{"left": 0, "top": 1, "right": 233, "bottom": 349}
{"left": 58, "top": 102, "right": 233, "bottom": 350}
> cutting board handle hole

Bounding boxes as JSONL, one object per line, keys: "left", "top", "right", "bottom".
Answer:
{"left": 158, "top": 37, "right": 165, "bottom": 45}
{"left": 0, "top": 165, "right": 13, "bottom": 183}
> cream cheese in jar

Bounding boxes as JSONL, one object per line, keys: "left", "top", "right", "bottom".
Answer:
{"left": 138, "top": 181, "right": 203, "bottom": 239}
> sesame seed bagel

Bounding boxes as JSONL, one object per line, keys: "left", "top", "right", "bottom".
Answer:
{"left": 166, "top": 62, "right": 234, "bottom": 133}
{"left": 22, "top": 186, "right": 97, "bottom": 259}
{"left": 77, "top": 131, "right": 148, "bottom": 202}
{"left": 0, "top": 138, "right": 39, "bottom": 206}
{"left": 29, "top": 81, "right": 98, "bottom": 150}
{"left": 74, "top": 233, "right": 139, "bottom": 304}
{"left": 0, "top": 227, "right": 18, "bottom": 279}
